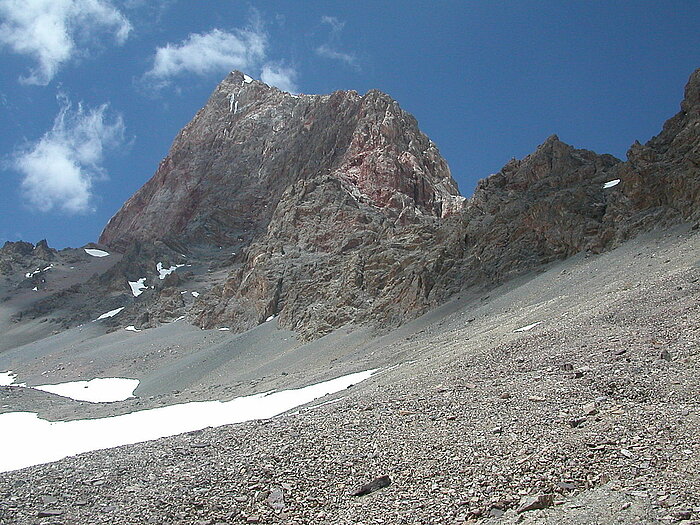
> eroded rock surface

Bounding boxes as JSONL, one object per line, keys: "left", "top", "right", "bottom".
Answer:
{"left": 83, "top": 69, "right": 700, "bottom": 338}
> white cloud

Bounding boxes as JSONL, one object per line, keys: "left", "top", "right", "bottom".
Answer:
{"left": 145, "top": 28, "right": 266, "bottom": 85}
{"left": 315, "top": 15, "right": 358, "bottom": 70}
{"left": 320, "top": 15, "right": 344, "bottom": 34}
{"left": 13, "top": 94, "right": 125, "bottom": 214}
{"left": 0, "top": 0, "right": 131, "bottom": 85}
{"left": 260, "top": 63, "right": 297, "bottom": 93}
{"left": 316, "top": 44, "right": 358, "bottom": 69}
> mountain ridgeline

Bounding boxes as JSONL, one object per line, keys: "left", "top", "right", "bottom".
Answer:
{"left": 94, "top": 69, "right": 700, "bottom": 339}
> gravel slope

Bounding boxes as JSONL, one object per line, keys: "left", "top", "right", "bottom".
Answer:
{"left": 0, "top": 224, "right": 698, "bottom": 524}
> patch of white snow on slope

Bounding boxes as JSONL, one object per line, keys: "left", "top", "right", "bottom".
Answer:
{"left": 94, "top": 307, "right": 125, "bottom": 321}
{"left": 0, "top": 369, "right": 376, "bottom": 472}
{"left": 157, "top": 262, "right": 184, "bottom": 280}
{"left": 128, "top": 278, "right": 147, "bottom": 297}
{"left": 34, "top": 378, "right": 139, "bottom": 403}
{"left": 125, "top": 326, "right": 141, "bottom": 332}
{"left": 0, "top": 371, "right": 16, "bottom": 386}
{"left": 514, "top": 321, "right": 542, "bottom": 332}
{"left": 603, "top": 179, "right": 620, "bottom": 189}
{"left": 84, "top": 248, "right": 110, "bottom": 257}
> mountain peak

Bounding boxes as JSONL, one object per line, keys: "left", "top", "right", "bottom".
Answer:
{"left": 100, "top": 74, "right": 460, "bottom": 249}
{"left": 681, "top": 67, "right": 700, "bottom": 115}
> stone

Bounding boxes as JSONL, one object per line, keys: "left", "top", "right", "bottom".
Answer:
{"left": 517, "top": 494, "right": 554, "bottom": 513}
{"left": 569, "top": 417, "right": 587, "bottom": 428}
{"left": 673, "top": 510, "right": 692, "bottom": 521}
{"left": 351, "top": 475, "right": 391, "bottom": 496}
{"left": 37, "top": 509, "right": 63, "bottom": 517}
{"left": 267, "top": 486, "right": 285, "bottom": 511}
{"left": 582, "top": 402, "right": 598, "bottom": 416}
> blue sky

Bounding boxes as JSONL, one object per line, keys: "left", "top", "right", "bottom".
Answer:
{"left": 1, "top": 1, "right": 698, "bottom": 248}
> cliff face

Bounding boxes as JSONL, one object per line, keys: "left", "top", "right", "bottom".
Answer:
{"left": 100, "top": 71, "right": 463, "bottom": 250}
{"left": 96, "top": 69, "right": 699, "bottom": 340}
{"left": 603, "top": 68, "right": 700, "bottom": 238}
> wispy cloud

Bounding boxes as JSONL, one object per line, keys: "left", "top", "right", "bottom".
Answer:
{"left": 316, "top": 44, "right": 358, "bottom": 69}
{"left": 0, "top": 0, "right": 131, "bottom": 85}
{"left": 315, "top": 15, "right": 359, "bottom": 70}
{"left": 320, "top": 15, "right": 344, "bottom": 34}
{"left": 13, "top": 94, "right": 125, "bottom": 214}
{"left": 260, "top": 63, "right": 297, "bottom": 93}
{"left": 144, "top": 27, "right": 266, "bottom": 86}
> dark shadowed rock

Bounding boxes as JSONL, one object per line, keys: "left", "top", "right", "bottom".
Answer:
{"left": 351, "top": 475, "right": 391, "bottom": 496}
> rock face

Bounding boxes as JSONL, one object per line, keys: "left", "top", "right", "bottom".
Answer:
{"left": 0, "top": 240, "right": 56, "bottom": 278}
{"left": 100, "top": 71, "right": 462, "bottom": 250}
{"left": 604, "top": 68, "right": 700, "bottom": 239}
{"left": 97, "top": 69, "right": 700, "bottom": 340}
{"left": 461, "top": 136, "right": 621, "bottom": 284}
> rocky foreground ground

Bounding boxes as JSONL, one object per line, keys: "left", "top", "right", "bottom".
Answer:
{"left": 0, "top": 225, "right": 698, "bottom": 524}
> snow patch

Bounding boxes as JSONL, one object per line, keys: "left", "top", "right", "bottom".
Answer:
{"left": 84, "top": 248, "right": 110, "bottom": 257}
{"left": 0, "top": 370, "right": 375, "bottom": 472}
{"left": 191, "top": 291, "right": 200, "bottom": 298}
{"left": 218, "top": 327, "right": 230, "bottom": 331}
{"left": 125, "top": 325, "right": 141, "bottom": 332}
{"left": 603, "top": 179, "right": 620, "bottom": 189}
{"left": 0, "top": 371, "right": 16, "bottom": 386}
{"left": 94, "top": 307, "right": 125, "bottom": 321}
{"left": 128, "top": 278, "right": 147, "bottom": 297}
{"left": 32, "top": 286, "right": 38, "bottom": 292}
{"left": 34, "top": 378, "right": 139, "bottom": 403}
{"left": 243, "top": 74, "right": 253, "bottom": 84}
{"left": 514, "top": 321, "right": 542, "bottom": 332}
{"left": 25, "top": 264, "right": 53, "bottom": 279}
{"left": 265, "top": 315, "right": 275, "bottom": 322}
{"left": 157, "top": 262, "right": 184, "bottom": 280}
{"left": 228, "top": 92, "right": 236, "bottom": 112}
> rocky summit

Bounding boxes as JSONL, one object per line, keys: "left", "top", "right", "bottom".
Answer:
{"left": 0, "top": 69, "right": 698, "bottom": 525}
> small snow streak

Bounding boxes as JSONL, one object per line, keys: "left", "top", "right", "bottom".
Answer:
{"left": 514, "top": 321, "right": 542, "bottom": 332}
{"left": 603, "top": 179, "right": 620, "bottom": 189}
{"left": 94, "top": 307, "right": 124, "bottom": 321}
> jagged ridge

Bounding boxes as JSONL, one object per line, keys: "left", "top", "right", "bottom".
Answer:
{"left": 97, "top": 69, "right": 699, "bottom": 340}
